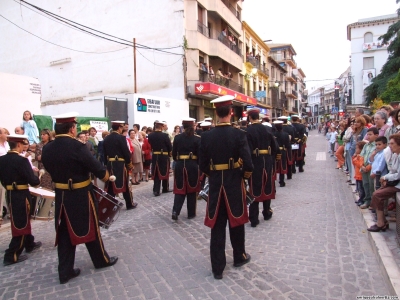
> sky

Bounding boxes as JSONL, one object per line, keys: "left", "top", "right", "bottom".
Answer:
{"left": 242, "top": 0, "right": 399, "bottom": 90}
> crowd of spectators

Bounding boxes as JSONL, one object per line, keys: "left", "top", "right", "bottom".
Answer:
{"left": 326, "top": 105, "right": 400, "bottom": 232}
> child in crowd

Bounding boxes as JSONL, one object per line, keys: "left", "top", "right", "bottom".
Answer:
{"left": 353, "top": 141, "right": 367, "bottom": 205}
{"left": 359, "top": 127, "right": 379, "bottom": 209}
{"left": 329, "top": 126, "right": 337, "bottom": 157}
{"left": 369, "top": 136, "right": 388, "bottom": 190}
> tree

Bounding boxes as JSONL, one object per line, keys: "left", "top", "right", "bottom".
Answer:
{"left": 380, "top": 69, "right": 400, "bottom": 103}
{"left": 364, "top": 0, "right": 400, "bottom": 104}
{"left": 370, "top": 98, "right": 384, "bottom": 114}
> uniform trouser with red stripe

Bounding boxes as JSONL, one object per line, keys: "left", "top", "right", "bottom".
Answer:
{"left": 4, "top": 234, "right": 35, "bottom": 263}
{"left": 210, "top": 199, "right": 245, "bottom": 275}
{"left": 57, "top": 213, "right": 111, "bottom": 281}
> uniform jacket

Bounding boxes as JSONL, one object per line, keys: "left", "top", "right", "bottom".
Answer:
{"left": 148, "top": 131, "right": 172, "bottom": 180}
{"left": 103, "top": 132, "right": 133, "bottom": 193}
{"left": 0, "top": 151, "right": 40, "bottom": 237}
{"left": 246, "top": 122, "right": 278, "bottom": 201}
{"left": 42, "top": 135, "right": 109, "bottom": 245}
{"left": 274, "top": 130, "right": 291, "bottom": 175}
{"left": 172, "top": 133, "right": 201, "bottom": 194}
{"left": 199, "top": 124, "right": 253, "bottom": 228}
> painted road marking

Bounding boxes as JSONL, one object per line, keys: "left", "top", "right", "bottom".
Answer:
{"left": 316, "top": 152, "right": 326, "bottom": 161}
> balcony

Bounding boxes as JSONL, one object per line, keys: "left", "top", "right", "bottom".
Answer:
{"left": 211, "top": 30, "right": 242, "bottom": 57}
{"left": 284, "top": 57, "right": 296, "bottom": 68}
{"left": 221, "top": 0, "right": 241, "bottom": 21}
{"left": 291, "top": 72, "right": 298, "bottom": 81}
{"left": 197, "top": 21, "right": 209, "bottom": 38}
{"left": 286, "top": 73, "right": 296, "bottom": 83}
{"left": 198, "top": 70, "right": 243, "bottom": 94}
{"left": 246, "top": 56, "right": 269, "bottom": 77}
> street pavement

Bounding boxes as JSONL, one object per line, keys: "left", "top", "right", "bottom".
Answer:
{"left": 0, "top": 132, "right": 393, "bottom": 299}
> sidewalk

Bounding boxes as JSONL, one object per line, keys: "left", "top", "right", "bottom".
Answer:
{"left": 333, "top": 150, "right": 400, "bottom": 296}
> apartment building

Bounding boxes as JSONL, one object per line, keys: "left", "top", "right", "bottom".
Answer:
{"left": 347, "top": 14, "right": 400, "bottom": 105}
{"left": 186, "top": 0, "right": 260, "bottom": 121}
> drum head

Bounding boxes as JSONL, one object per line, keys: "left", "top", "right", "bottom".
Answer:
{"left": 29, "top": 187, "right": 55, "bottom": 199}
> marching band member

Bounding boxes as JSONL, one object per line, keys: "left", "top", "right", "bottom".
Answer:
{"left": 103, "top": 121, "right": 137, "bottom": 210}
{"left": 273, "top": 120, "right": 291, "bottom": 187}
{"left": 246, "top": 108, "right": 278, "bottom": 228}
{"left": 171, "top": 118, "right": 201, "bottom": 220}
{"left": 42, "top": 113, "right": 118, "bottom": 284}
{"left": 291, "top": 115, "right": 307, "bottom": 172}
{"left": 148, "top": 121, "right": 172, "bottom": 196}
{"left": 0, "top": 134, "right": 41, "bottom": 266}
{"left": 279, "top": 116, "right": 297, "bottom": 177}
{"left": 199, "top": 95, "right": 253, "bottom": 280}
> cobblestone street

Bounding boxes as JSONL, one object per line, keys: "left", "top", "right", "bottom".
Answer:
{"left": 0, "top": 133, "right": 391, "bottom": 299}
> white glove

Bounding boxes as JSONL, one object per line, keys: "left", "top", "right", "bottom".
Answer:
{"left": 109, "top": 175, "right": 116, "bottom": 182}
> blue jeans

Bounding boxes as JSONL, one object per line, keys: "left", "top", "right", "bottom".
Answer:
{"left": 356, "top": 180, "right": 365, "bottom": 202}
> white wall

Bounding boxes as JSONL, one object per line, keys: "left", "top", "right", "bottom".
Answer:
{"left": 0, "top": 0, "right": 185, "bottom": 104}
{"left": 350, "top": 19, "right": 395, "bottom": 104}
{"left": 0, "top": 72, "right": 42, "bottom": 131}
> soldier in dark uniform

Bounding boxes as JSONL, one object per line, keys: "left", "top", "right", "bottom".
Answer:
{"left": 0, "top": 134, "right": 42, "bottom": 266}
{"left": 148, "top": 121, "right": 172, "bottom": 196}
{"left": 199, "top": 95, "right": 253, "bottom": 280}
{"left": 279, "top": 116, "right": 296, "bottom": 178}
{"left": 198, "top": 121, "right": 212, "bottom": 192}
{"left": 291, "top": 115, "right": 307, "bottom": 172}
{"left": 103, "top": 121, "right": 137, "bottom": 210}
{"left": 273, "top": 121, "right": 291, "bottom": 187}
{"left": 246, "top": 108, "right": 278, "bottom": 227}
{"left": 195, "top": 121, "right": 203, "bottom": 136}
{"left": 199, "top": 121, "right": 212, "bottom": 135}
{"left": 172, "top": 118, "right": 201, "bottom": 220}
{"left": 42, "top": 114, "right": 118, "bottom": 284}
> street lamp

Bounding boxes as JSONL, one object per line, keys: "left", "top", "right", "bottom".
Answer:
{"left": 263, "top": 39, "right": 272, "bottom": 43}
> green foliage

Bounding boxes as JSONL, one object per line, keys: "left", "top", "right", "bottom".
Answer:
{"left": 364, "top": 2, "right": 400, "bottom": 104}
{"left": 380, "top": 69, "right": 400, "bottom": 102}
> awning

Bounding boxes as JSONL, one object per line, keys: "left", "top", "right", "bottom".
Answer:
{"left": 194, "top": 82, "right": 257, "bottom": 106}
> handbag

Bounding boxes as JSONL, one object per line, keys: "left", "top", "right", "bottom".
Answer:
{"left": 386, "top": 180, "right": 400, "bottom": 186}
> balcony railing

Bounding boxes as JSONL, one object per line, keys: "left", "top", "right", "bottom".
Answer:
{"left": 292, "top": 89, "right": 298, "bottom": 97}
{"left": 198, "top": 70, "right": 243, "bottom": 94}
{"left": 211, "top": 30, "right": 242, "bottom": 57}
{"left": 291, "top": 72, "right": 298, "bottom": 81}
{"left": 246, "top": 56, "right": 269, "bottom": 76}
{"left": 221, "top": 0, "right": 241, "bottom": 20}
{"left": 197, "top": 21, "right": 209, "bottom": 38}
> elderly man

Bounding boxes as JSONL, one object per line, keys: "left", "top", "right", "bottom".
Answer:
{"left": 15, "top": 127, "right": 25, "bottom": 134}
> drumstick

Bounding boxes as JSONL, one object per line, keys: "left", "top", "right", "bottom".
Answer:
{"left": 39, "top": 169, "right": 45, "bottom": 180}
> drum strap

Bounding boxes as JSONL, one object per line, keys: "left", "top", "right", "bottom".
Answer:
{"left": 54, "top": 178, "right": 91, "bottom": 190}
{"left": 6, "top": 183, "right": 29, "bottom": 190}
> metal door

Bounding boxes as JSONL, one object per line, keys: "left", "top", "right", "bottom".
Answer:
{"left": 104, "top": 97, "right": 128, "bottom": 122}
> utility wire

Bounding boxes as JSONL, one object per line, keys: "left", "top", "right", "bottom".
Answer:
{"left": 136, "top": 48, "right": 183, "bottom": 67}
{"left": 16, "top": 0, "right": 183, "bottom": 55}
{"left": 0, "top": 14, "right": 129, "bottom": 54}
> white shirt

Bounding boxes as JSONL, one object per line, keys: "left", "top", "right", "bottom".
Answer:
{"left": 0, "top": 141, "right": 9, "bottom": 156}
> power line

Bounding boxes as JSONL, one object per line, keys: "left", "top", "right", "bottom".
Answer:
{"left": 0, "top": 14, "right": 131, "bottom": 54}
{"left": 136, "top": 48, "right": 183, "bottom": 67}
{"left": 16, "top": 0, "right": 183, "bottom": 55}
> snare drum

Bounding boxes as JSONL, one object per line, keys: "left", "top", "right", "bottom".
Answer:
{"left": 92, "top": 186, "right": 124, "bottom": 229}
{"left": 29, "top": 187, "right": 55, "bottom": 221}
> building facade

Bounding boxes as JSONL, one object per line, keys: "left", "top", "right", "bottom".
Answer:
{"left": 347, "top": 14, "right": 400, "bottom": 105}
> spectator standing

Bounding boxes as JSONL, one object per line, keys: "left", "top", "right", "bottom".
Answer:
{"left": 0, "top": 128, "right": 9, "bottom": 221}
{"left": 97, "top": 131, "right": 109, "bottom": 166}
{"left": 140, "top": 131, "right": 151, "bottom": 182}
{"left": 21, "top": 110, "right": 39, "bottom": 149}
{"left": 35, "top": 128, "right": 53, "bottom": 190}
{"left": 129, "top": 129, "right": 143, "bottom": 185}
{"left": 353, "top": 141, "right": 367, "bottom": 206}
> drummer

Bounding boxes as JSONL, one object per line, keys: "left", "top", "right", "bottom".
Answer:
{"left": 42, "top": 112, "right": 118, "bottom": 284}
{"left": 0, "top": 134, "right": 42, "bottom": 266}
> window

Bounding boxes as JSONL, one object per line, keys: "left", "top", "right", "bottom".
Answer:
{"left": 363, "top": 57, "right": 374, "bottom": 69}
{"left": 364, "top": 32, "right": 373, "bottom": 43}
{"left": 271, "top": 66, "right": 275, "bottom": 79}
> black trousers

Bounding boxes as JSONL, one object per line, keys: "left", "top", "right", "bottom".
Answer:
{"left": 57, "top": 213, "right": 111, "bottom": 281}
{"left": 107, "top": 179, "right": 134, "bottom": 209}
{"left": 173, "top": 193, "right": 196, "bottom": 217}
{"left": 210, "top": 199, "right": 245, "bottom": 275}
{"left": 249, "top": 200, "right": 271, "bottom": 224}
{"left": 279, "top": 174, "right": 285, "bottom": 185}
{"left": 4, "top": 234, "right": 35, "bottom": 263}
{"left": 153, "top": 173, "right": 168, "bottom": 193}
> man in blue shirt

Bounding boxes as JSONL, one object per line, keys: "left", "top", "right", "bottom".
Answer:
{"left": 369, "top": 136, "right": 388, "bottom": 190}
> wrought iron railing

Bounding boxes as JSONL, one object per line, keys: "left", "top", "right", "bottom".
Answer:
{"left": 211, "top": 30, "right": 242, "bottom": 57}
{"left": 198, "top": 70, "right": 243, "bottom": 94}
{"left": 197, "top": 21, "right": 209, "bottom": 38}
{"left": 221, "top": 0, "right": 241, "bottom": 20}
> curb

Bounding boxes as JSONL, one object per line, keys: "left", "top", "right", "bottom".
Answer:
{"left": 347, "top": 175, "right": 400, "bottom": 296}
